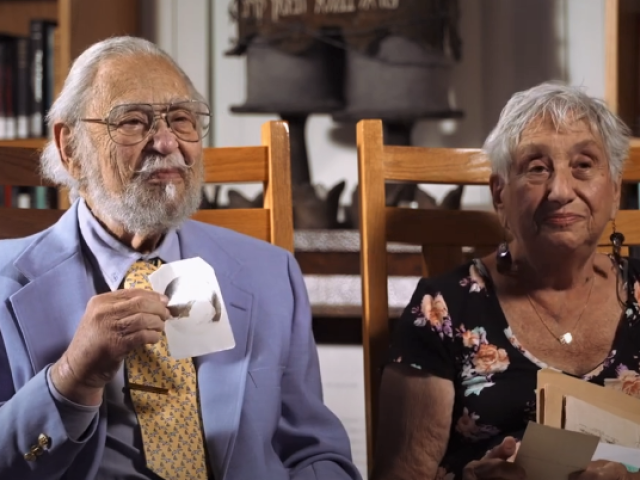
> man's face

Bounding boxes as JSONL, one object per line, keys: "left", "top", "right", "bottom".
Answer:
{"left": 75, "top": 54, "right": 205, "bottom": 234}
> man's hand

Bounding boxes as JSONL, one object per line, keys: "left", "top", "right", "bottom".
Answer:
{"left": 462, "top": 437, "right": 526, "bottom": 480}
{"left": 51, "top": 289, "right": 170, "bottom": 405}
{"left": 569, "top": 460, "right": 632, "bottom": 480}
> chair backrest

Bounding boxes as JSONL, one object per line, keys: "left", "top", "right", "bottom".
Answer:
{"left": 192, "top": 120, "right": 294, "bottom": 251}
{"left": 356, "top": 118, "right": 640, "bottom": 471}
{"left": 0, "top": 120, "right": 294, "bottom": 251}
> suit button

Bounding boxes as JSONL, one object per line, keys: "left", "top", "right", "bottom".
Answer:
{"left": 24, "top": 452, "right": 36, "bottom": 462}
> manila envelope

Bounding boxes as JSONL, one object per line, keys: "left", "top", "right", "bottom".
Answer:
{"left": 536, "top": 368, "right": 640, "bottom": 429}
{"left": 514, "top": 421, "right": 599, "bottom": 480}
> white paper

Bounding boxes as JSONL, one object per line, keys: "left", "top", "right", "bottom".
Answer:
{"left": 148, "top": 257, "right": 235, "bottom": 359}
{"left": 564, "top": 396, "right": 640, "bottom": 449}
{"left": 593, "top": 443, "right": 640, "bottom": 468}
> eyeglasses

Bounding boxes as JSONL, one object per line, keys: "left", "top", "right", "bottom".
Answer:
{"left": 80, "top": 100, "right": 211, "bottom": 146}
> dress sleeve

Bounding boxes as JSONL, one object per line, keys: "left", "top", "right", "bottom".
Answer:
{"left": 387, "top": 277, "right": 456, "bottom": 381}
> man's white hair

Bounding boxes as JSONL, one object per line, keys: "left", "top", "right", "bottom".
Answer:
{"left": 483, "top": 82, "right": 631, "bottom": 181}
{"left": 40, "top": 36, "right": 205, "bottom": 200}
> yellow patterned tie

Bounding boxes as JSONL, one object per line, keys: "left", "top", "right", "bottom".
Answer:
{"left": 123, "top": 260, "right": 209, "bottom": 480}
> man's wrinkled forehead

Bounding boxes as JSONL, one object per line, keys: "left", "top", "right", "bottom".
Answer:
{"left": 89, "top": 55, "right": 191, "bottom": 114}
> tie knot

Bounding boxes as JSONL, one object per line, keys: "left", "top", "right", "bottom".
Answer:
{"left": 123, "top": 259, "right": 163, "bottom": 290}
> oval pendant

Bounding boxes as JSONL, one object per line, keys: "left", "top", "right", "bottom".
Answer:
{"left": 559, "top": 332, "right": 573, "bottom": 345}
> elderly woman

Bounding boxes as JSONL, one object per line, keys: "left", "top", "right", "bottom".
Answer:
{"left": 372, "top": 83, "right": 640, "bottom": 480}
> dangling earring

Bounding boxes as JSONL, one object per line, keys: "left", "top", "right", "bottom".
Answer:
{"left": 610, "top": 220, "right": 625, "bottom": 261}
{"left": 496, "top": 241, "right": 512, "bottom": 274}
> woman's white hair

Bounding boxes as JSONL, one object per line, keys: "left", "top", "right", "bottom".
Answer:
{"left": 483, "top": 82, "right": 631, "bottom": 180}
{"left": 40, "top": 36, "right": 205, "bottom": 200}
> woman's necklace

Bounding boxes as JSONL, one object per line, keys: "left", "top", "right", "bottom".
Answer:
{"left": 526, "top": 277, "right": 595, "bottom": 345}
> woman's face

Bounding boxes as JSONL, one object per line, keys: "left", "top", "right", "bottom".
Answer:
{"left": 490, "top": 116, "right": 621, "bottom": 253}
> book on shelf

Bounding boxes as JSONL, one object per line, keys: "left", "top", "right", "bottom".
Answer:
{"left": 0, "top": 19, "right": 58, "bottom": 210}
{"left": 0, "top": 19, "right": 56, "bottom": 141}
{"left": 29, "top": 19, "right": 57, "bottom": 138}
{"left": 0, "top": 184, "right": 57, "bottom": 209}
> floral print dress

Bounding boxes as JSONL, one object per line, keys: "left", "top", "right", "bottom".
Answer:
{"left": 387, "top": 257, "right": 640, "bottom": 480}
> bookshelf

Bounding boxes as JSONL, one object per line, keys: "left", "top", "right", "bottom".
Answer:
{"left": 605, "top": 0, "right": 640, "bottom": 137}
{"left": 0, "top": 0, "right": 142, "bottom": 207}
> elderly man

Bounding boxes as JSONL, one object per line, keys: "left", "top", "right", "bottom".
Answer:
{"left": 0, "top": 36, "right": 360, "bottom": 480}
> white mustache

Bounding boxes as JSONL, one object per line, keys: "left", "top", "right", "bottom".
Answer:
{"left": 134, "top": 153, "right": 191, "bottom": 176}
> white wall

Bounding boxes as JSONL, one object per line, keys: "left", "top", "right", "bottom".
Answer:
{"left": 565, "top": 0, "right": 606, "bottom": 97}
{"left": 147, "top": 0, "right": 210, "bottom": 100}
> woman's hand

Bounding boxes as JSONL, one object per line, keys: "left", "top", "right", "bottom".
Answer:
{"left": 569, "top": 460, "right": 633, "bottom": 480}
{"left": 462, "top": 437, "right": 526, "bottom": 480}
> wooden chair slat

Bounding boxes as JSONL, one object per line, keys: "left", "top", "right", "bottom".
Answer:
{"left": 385, "top": 208, "right": 640, "bottom": 248}
{"left": 203, "top": 146, "right": 268, "bottom": 184}
{"left": 624, "top": 147, "right": 640, "bottom": 181}
{"left": 384, "top": 146, "right": 490, "bottom": 184}
{"left": 603, "top": 211, "right": 640, "bottom": 245}
{"left": 386, "top": 208, "right": 504, "bottom": 246}
{"left": 421, "top": 244, "right": 465, "bottom": 278}
{"left": 190, "top": 209, "right": 270, "bottom": 242}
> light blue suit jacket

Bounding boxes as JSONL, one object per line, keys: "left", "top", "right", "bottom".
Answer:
{"left": 0, "top": 203, "right": 361, "bottom": 480}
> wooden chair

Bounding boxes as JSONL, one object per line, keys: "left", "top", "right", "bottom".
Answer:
{"left": 356, "top": 118, "right": 640, "bottom": 472}
{"left": 0, "top": 120, "right": 294, "bottom": 251}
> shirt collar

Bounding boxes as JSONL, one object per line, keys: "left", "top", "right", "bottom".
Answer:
{"left": 77, "top": 198, "right": 181, "bottom": 290}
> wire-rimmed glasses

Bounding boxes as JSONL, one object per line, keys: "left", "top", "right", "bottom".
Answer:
{"left": 80, "top": 100, "right": 211, "bottom": 146}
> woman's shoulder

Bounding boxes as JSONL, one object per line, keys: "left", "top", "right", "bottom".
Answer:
{"left": 408, "top": 260, "right": 493, "bottom": 330}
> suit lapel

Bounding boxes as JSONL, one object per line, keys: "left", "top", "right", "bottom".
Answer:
{"left": 9, "top": 203, "right": 92, "bottom": 377}
{"left": 178, "top": 222, "right": 255, "bottom": 480}
{"left": 10, "top": 251, "right": 92, "bottom": 375}
{"left": 8, "top": 203, "right": 104, "bottom": 480}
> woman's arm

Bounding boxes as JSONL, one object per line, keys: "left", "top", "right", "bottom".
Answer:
{"left": 371, "top": 364, "right": 454, "bottom": 480}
